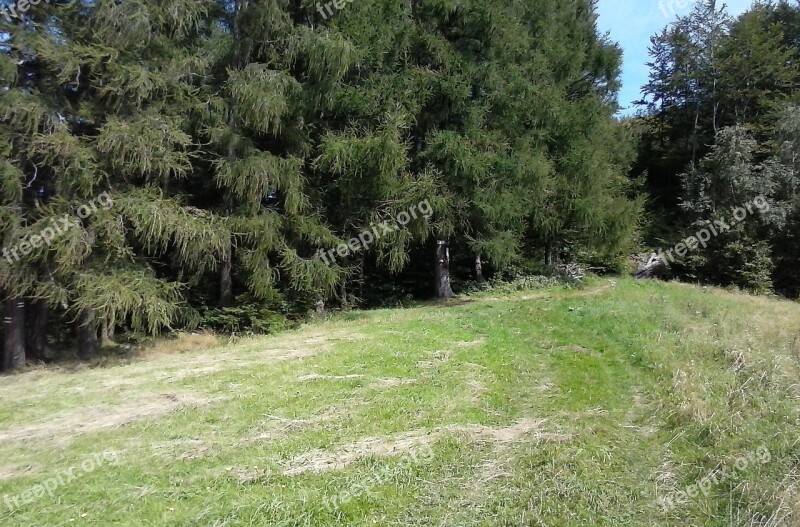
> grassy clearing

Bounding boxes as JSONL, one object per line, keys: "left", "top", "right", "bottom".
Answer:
{"left": 1, "top": 278, "right": 799, "bottom": 526}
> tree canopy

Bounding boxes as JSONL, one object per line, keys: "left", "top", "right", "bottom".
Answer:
{"left": 634, "top": 0, "right": 800, "bottom": 295}
{"left": 1, "top": 0, "right": 640, "bottom": 368}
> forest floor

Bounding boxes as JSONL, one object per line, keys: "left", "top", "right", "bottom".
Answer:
{"left": 1, "top": 278, "right": 799, "bottom": 526}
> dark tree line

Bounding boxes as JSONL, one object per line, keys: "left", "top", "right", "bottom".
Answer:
{"left": 1, "top": 0, "right": 640, "bottom": 370}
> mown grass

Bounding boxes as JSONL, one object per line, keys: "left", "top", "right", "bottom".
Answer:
{"left": 0, "top": 277, "right": 798, "bottom": 526}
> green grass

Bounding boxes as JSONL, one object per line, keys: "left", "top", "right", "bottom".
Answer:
{"left": 1, "top": 277, "right": 799, "bottom": 526}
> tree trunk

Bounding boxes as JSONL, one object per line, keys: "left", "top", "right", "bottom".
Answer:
{"left": 100, "top": 318, "right": 115, "bottom": 347}
{"left": 358, "top": 254, "right": 365, "bottom": 301}
{"left": 29, "top": 298, "right": 48, "bottom": 362}
{"left": 76, "top": 307, "right": 98, "bottom": 361}
{"left": 545, "top": 241, "right": 556, "bottom": 268}
{"left": 3, "top": 297, "right": 26, "bottom": 371}
{"left": 434, "top": 240, "right": 455, "bottom": 299}
{"left": 220, "top": 0, "right": 242, "bottom": 308}
{"left": 219, "top": 241, "right": 234, "bottom": 307}
{"left": 474, "top": 254, "right": 484, "bottom": 284}
{"left": 339, "top": 279, "right": 348, "bottom": 308}
{"left": 691, "top": 100, "right": 700, "bottom": 165}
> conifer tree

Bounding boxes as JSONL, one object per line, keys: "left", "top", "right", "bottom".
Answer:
{"left": 0, "top": 0, "right": 231, "bottom": 365}
{"left": 195, "top": 0, "right": 349, "bottom": 310}
{"left": 315, "top": 0, "right": 638, "bottom": 296}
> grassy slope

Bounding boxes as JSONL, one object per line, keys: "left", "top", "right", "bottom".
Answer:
{"left": 0, "top": 278, "right": 798, "bottom": 526}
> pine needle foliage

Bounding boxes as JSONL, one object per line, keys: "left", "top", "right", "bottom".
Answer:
{"left": 0, "top": 0, "right": 642, "bottom": 364}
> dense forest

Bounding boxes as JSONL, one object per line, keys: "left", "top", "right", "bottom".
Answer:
{"left": 635, "top": 0, "right": 800, "bottom": 295}
{"left": 0, "top": 0, "right": 798, "bottom": 371}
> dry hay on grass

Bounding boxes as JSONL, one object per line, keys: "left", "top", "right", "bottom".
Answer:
{"left": 483, "top": 279, "right": 617, "bottom": 303}
{"left": 460, "top": 422, "right": 572, "bottom": 497}
{"left": 106, "top": 328, "right": 367, "bottom": 389}
{"left": 417, "top": 349, "right": 454, "bottom": 369}
{"left": 416, "top": 339, "right": 486, "bottom": 370}
{"left": 508, "top": 279, "right": 617, "bottom": 301}
{"left": 225, "top": 329, "right": 369, "bottom": 362}
{"left": 282, "top": 418, "right": 571, "bottom": 475}
{"left": 297, "top": 373, "right": 365, "bottom": 382}
{"left": 149, "top": 437, "right": 210, "bottom": 461}
{"left": 246, "top": 405, "right": 357, "bottom": 442}
{"left": 0, "top": 329, "right": 359, "bottom": 408}
{"left": 655, "top": 458, "right": 679, "bottom": 487}
{"left": 0, "top": 327, "right": 364, "bottom": 453}
{"left": 141, "top": 331, "right": 346, "bottom": 380}
{"left": 473, "top": 457, "right": 513, "bottom": 485}
{"left": 558, "top": 344, "right": 597, "bottom": 355}
{"left": 0, "top": 463, "right": 36, "bottom": 482}
{"left": 369, "top": 378, "right": 417, "bottom": 389}
{"left": 455, "top": 338, "right": 487, "bottom": 348}
{"left": 149, "top": 331, "right": 221, "bottom": 355}
{"left": 465, "top": 378, "right": 487, "bottom": 402}
{"left": 0, "top": 392, "right": 212, "bottom": 445}
{"left": 295, "top": 374, "right": 415, "bottom": 389}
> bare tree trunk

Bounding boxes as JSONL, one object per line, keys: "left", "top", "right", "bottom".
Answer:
{"left": 358, "top": 254, "right": 365, "bottom": 302}
{"left": 545, "top": 240, "right": 557, "bottom": 268}
{"left": 339, "top": 279, "right": 348, "bottom": 308}
{"left": 691, "top": 101, "right": 700, "bottom": 165}
{"left": 474, "top": 254, "right": 484, "bottom": 284}
{"left": 434, "top": 240, "right": 455, "bottom": 299}
{"left": 3, "top": 297, "right": 26, "bottom": 371}
{"left": 29, "top": 298, "right": 48, "bottom": 362}
{"left": 29, "top": 265, "right": 51, "bottom": 362}
{"left": 219, "top": 0, "right": 244, "bottom": 309}
{"left": 76, "top": 307, "right": 98, "bottom": 361}
{"left": 100, "top": 318, "right": 115, "bottom": 347}
{"left": 219, "top": 240, "right": 234, "bottom": 307}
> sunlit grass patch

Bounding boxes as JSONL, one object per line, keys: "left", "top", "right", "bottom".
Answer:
{"left": 0, "top": 278, "right": 798, "bottom": 526}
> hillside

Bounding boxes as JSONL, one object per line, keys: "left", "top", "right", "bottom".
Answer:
{"left": 1, "top": 278, "right": 798, "bottom": 526}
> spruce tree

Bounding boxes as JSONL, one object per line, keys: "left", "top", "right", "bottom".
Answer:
{"left": 315, "top": 0, "right": 638, "bottom": 296}
{"left": 0, "top": 0, "right": 230, "bottom": 365}
{"left": 194, "top": 0, "right": 349, "bottom": 311}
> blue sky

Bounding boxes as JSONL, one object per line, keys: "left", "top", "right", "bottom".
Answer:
{"left": 596, "top": 0, "right": 756, "bottom": 115}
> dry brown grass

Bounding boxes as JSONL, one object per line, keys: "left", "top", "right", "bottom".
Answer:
{"left": 281, "top": 418, "right": 569, "bottom": 475}
{"left": 0, "top": 392, "right": 214, "bottom": 446}
{"left": 147, "top": 331, "right": 222, "bottom": 355}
